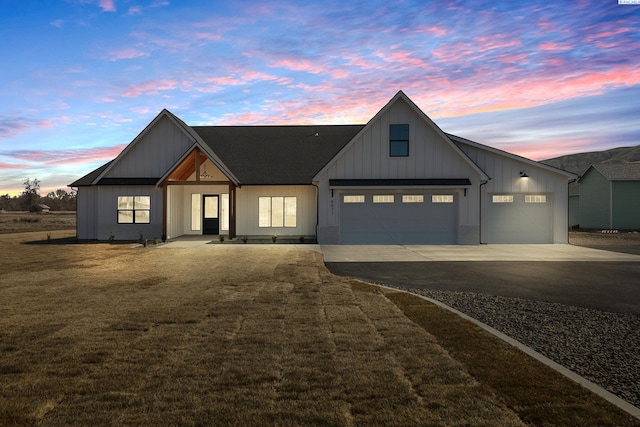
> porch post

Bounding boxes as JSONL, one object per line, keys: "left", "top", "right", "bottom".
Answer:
{"left": 229, "top": 183, "right": 237, "bottom": 239}
{"left": 162, "top": 184, "right": 167, "bottom": 241}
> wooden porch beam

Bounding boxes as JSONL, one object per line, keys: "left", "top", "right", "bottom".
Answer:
{"left": 229, "top": 183, "right": 237, "bottom": 239}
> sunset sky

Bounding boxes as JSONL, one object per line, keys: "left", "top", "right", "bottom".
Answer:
{"left": 1, "top": 0, "right": 639, "bottom": 196}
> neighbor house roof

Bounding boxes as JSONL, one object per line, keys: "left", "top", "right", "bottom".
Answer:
{"left": 192, "top": 125, "right": 364, "bottom": 185}
{"left": 588, "top": 163, "right": 640, "bottom": 181}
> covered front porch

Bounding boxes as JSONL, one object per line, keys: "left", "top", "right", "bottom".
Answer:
{"left": 160, "top": 147, "right": 238, "bottom": 240}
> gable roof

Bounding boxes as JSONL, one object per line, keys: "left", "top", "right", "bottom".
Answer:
{"left": 585, "top": 163, "right": 640, "bottom": 181}
{"left": 90, "top": 109, "right": 200, "bottom": 185}
{"left": 193, "top": 125, "right": 364, "bottom": 185}
{"left": 69, "top": 161, "right": 112, "bottom": 187}
{"left": 313, "top": 91, "right": 490, "bottom": 181}
{"left": 448, "top": 133, "right": 577, "bottom": 179}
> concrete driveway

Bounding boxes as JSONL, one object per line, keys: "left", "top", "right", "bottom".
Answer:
{"left": 323, "top": 244, "right": 640, "bottom": 315}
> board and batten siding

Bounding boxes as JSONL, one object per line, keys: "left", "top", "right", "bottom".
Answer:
{"left": 234, "top": 185, "right": 317, "bottom": 237}
{"left": 579, "top": 169, "right": 611, "bottom": 229}
{"left": 105, "top": 115, "right": 194, "bottom": 178}
{"left": 315, "top": 97, "right": 482, "bottom": 244}
{"left": 90, "top": 185, "right": 163, "bottom": 240}
{"left": 76, "top": 187, "right": 98, "bottom": 239}
{"left": 455, "top": 142, "right": 571, "bottom": 243}
{"left": 612, "top": 181, "right": 640, "bottom": 229}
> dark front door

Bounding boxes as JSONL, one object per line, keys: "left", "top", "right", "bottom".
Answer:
{"left": 203, "top": 195, "right": 219, "bottom": 235}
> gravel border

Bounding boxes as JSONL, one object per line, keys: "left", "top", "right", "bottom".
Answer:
{"left": 390, "top": 287, "right": 640, "bottom": 408}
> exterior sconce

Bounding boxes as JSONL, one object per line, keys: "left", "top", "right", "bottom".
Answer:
{"left": 519, "top": 171, "right": 529, "bottom": 178}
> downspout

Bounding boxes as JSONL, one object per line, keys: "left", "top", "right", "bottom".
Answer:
{"left": 71, "top": 186, "right": 78, "bottom": 239}
{"left": 568, "top": 177, "right": 577, "bottom": 235}
{"left": 312, "top": 182, "right": 319, "bottom": 243}
{"left": 479, "top": 179, "right": 489, "bottom": 244}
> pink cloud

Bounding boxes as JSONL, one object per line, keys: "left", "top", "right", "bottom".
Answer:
{"left": 269, "top": 58, "right": 320, "bottom": 74}
{"left": 0, "top": 116, "right": 52, "bottom": 139}
{"left": 413, "top": 25, "right": 450, "bottom": 37}
{"left": 497, "top": 53, "right": 528, "bottom": 64}
{"left": 128, "top": 6, "right": 141, "bottom": 15}
{"left": 7, "top": 145, "right": 127, "bottom": 166}
{"left": 98, "top": 0, "right": 116, "bottom": 12}
{"left": 375, "top": 50, "right": 434, "bottom": 70}
{"left": 121, "top": 79, "right": 179, "bottom": 97}
{"left": 475, "top": 36, "right": 521, "bottom": 52}
{"left": 539, "top": 42, "right": 573, "bottom": 52}
{"left": 431, "top": 41, "right": 477, "bottom": 63}
{"left": 583, "top": 25, "right": 631, "bottom": 43}
{"left": 0, "top": 162, "right": 28, "bottom": 170}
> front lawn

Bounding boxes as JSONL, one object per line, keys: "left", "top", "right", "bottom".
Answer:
{"left": 0, "top": 230, "right": 636, "bottom": 426}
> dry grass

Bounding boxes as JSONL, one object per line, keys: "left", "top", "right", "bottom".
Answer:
{"left": 0, "top": 212, "right": 76, "bottom": 234}
{"left": 570, "top": 230, "right": 640, "bottom": 255}
{"left": 0, "top": 230, "right": 637, "bottom": 426}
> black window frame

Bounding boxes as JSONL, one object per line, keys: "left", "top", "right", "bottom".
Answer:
{"left": 117, "top": 195, "right": 151, "bottom": 224}
{"left": 389, "top": 124, "right": 409, "bottom": 157}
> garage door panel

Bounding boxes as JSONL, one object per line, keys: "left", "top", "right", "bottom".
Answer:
{"left": 339, "top": 191, "right": 458, "bottom": 244}
{"left": 486, "top": 194, "right": 553, "bottom": 243}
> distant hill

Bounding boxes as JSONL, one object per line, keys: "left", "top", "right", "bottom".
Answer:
{"left": 542, "top": 144, "right": 640, "bottom": 176}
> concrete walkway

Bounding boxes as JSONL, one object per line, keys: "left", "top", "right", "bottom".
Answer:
{"left": 159, "top": 238, "right": 640, "bottom": 262}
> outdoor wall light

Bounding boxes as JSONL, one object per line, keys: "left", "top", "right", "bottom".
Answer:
{"left": 519, "top": 171, "right": 529, "bottom": 178}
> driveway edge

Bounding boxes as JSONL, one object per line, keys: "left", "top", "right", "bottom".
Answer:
{"left": 379, "top": 284, "right": 640, "bottom": 420}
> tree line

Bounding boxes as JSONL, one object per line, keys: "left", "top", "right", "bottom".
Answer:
{"left": 0, "top": 178, "right": 77, "bottom": 211}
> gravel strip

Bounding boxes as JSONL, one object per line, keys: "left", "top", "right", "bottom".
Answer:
{"left": 394, "top": 287, "right": 640, "bottom": 408}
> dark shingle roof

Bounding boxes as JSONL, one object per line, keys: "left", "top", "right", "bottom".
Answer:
{"left": 192, "top": 125, "right": 365, "bottom": 184}
{"left": 68, "top": 161, "right": 112, "bottom": 187}
{"left": 591, "top": 163, "right": 640, "bottom": 180}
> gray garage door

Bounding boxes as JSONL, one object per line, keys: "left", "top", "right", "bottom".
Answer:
{"left": 486, "top": 193, "right": 553, "bottom": 243}
{"left": 340, "top": 191, "right": 458, "bottom": 244}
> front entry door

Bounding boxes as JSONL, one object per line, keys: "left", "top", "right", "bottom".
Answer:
{"left": 203, "top": 195, "right": 219, "bottom": 235}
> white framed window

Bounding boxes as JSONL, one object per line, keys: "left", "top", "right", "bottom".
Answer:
{"left": 344, "top": 195, "right": 365, "bottom": 203}
{"left": 259, "top": 196, "right": 296, "bottom": 228}
{"left": 432, "top": 195, "right": 454, "bottom": 203}
{"left": 525, "top": 195, "right": 547, "bottom": 203}
{"left": 492, "top": 195, "right": 514, "bottom": 203}
{"left": 402, "top": 195, "right": 424, "bottom": 203}
{"left": 373, "top": 195, "right": 395, "bottom": 203}
{"left": 191, "top": 194, "right": 201, "bottom": 231}
{"left": 117, "top": 196, "right": 150, "bottom": 224}
{"left": 221, "top": 193, "right": 229, "bottom": 231}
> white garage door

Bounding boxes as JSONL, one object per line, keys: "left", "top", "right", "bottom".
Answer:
{"left": 486, "top": 194, "right": 553, "bottom": 243}
{"left": 339, "top": 191, "right": 458, "bottom": 244}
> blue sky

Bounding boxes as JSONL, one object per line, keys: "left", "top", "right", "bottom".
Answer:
{"left": 1, "top": 0, "right": 639, "bottom": 196}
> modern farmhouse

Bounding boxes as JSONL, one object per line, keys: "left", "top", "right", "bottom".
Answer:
{"left": 70, "top": 91, "right": 576, "bottom": 244}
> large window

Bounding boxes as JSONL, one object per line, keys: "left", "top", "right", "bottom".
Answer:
{"left": 259, "top": 196, "right": 296, "bottom": 228}
{"left": 389, "top": 124, "right": 409, "bottom": 157}
{"left": 191, "top": 194, "right": 201, "bottom": 231}
{"left": 118, "top": 196, "right": 150, "bottom": 224}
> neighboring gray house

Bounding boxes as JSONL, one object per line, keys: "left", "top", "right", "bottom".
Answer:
{"left": 578, "top": 163, "right": 640, "bottom": 230}
{"left": 70, "top": 91, "right": 576, "bottom": 244}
